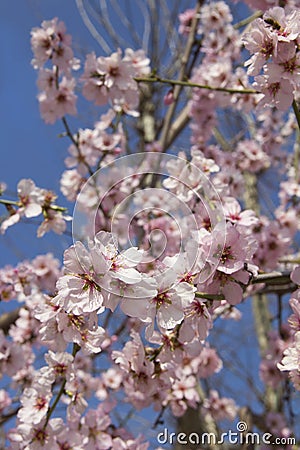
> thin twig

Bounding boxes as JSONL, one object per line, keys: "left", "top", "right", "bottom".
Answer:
{"left": 134, "top": 75, "right": 259, "bottom": 95}
{"left": 195, "top": 270, "right": 296, "bottom": 301}
{"left": 292, "top": 99, "right": 300, "bottom": 132}
{"left": 0, "top": 407, "right": 20, "bottom": 426}
{"left": 233, "top": 10, "right": 263, "bottom": 29}
{"left": 43, "top": 343, "right": 80, "bottom": 428}
{"left": 75, "top": 0, "right": 111, "bottom": 53}
{"left": 158, "top": 0, "right": 204, "bottom": 153}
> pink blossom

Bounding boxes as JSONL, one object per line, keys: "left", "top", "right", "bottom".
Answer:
{"left": 221, "top": 277, "right": 244, "bottom": 305}
{"left": 267, "top": 42, "right": 300, "bottom": 84}
{"left": 81, "top": 52, "right": 109, "bottom": 105}
{"left": 106, "top": 277, "right": 157, "bottom": 319}
{"left": 254, "top": 75, "right": 294, "bottom": 111}
{"left": 243, "top": 19, "right": 276, "bottom": 75}
{"left": 38, "top": 76, "right": 77, "bottom": 124}
{"left": 82, "top": 411, "right": 112, "bottom": 449}
{"left": 291, "top": 266, "right": 300, "bottom": 285}
{"left": 17, "top": 383, "right": 52, "bottom": 424}
{"left": 53, "top": 240, "right": 109, "bottom": 315}
{"left": 212, "top": 224, "right": 247, "bottom": 275}
{"left": 288, "top": 296, "right": 300, "bottom": 333}
{"left": 223, "top": 198, "right": 258, "bottom": 229}
{"left": 235, "top": 139, "right": 270, "bottom": 173}
{"left": 31, "top": 18, "right": 77, "bottom": 72}
{"left": 124, "top": 48, "right": 151, "bottom": 76}
{"left": 18, "top": 179, "right": 43, "bottom": 218}
{"left": 5, "top": 9, "right": 300, "bottom": 447}
{"left": 44, "top": 350, "right": 74, "bottom": 381}
{"left": 112, "top": 436, "right": 149, "bottom": 450}
{"left": 241, "top": 0, "right": 275, "bottom": 11}
{"left": 98, "top": 50, "right": 135, "bottom": 90}
{"left": 197, "top": 346, "right": 223, "bottom": 378}
{"left": 31, "top": 18, "right": 67, "bottom": 67}
{"left": 278, "top": 332, "right": 300, "bottom": 371}
{"left": 9, "top": 308, "right": 39, "bottom": 344}
{"left": 0, "top": 330, "right": 26, "bottom": 376}
{"left": 163, "top": 89, "right": 174, "bottom": 105}
{"left": 31, "top": 253, "right": 61, "bottom": 292}
{"left": 60, "top": 169, "right": 84, "bottom": 201}
{"left": 180, "top": 299, "right": 213, "bottom": 342}
{"left": 81, "top": 49, "right": 141, "bottom": 113}
{"left": 265, "top": 411, "right": 293, "bottom": 439}
{"left": 202, "top": 389, "right": 238, "bottom": 421}
{"left": 113, "top": 330, "right": 154, "bottom": 375}
{"left": 102, "top": 368, "right": 122, "bottom": 390}
{"left": 178, "top": 9, "right": 196, "bottom": 36}
{"left": 263, "top": 7, "right": 300, "bottom": 44}
{"left": 200, "top": 2, "right": 233, "bottom": 31}
{"left": 260, "top": 358, "right": 285, "bottom": 388}
{"left": 56, "top": 428, "right": 83, "bottom": 450}
{"left": 65, "top": 131, "right": 98, "bottom": 175}
{"left": 0, "top": 389, "right": 11, "bottom": 414}
{"left": 171, "top": 375, "right": 200, "bottom": 403}
{"left": 37, "top": 209, "right": 71, "bottom": 237}
{"left": 37, "top": 67, "right": 57, "bottom": 91}
{"left": 65, "top": 377, "right": 89, "bottom": 423}
{"left": 150, "top": 272, "right": 196, "bottom": 332}
{"left": 9, "top": 418, "right": 63, "bottom": 450}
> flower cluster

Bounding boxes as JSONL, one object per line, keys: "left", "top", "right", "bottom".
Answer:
{"left": 31, "top": 18, "right": 79, "bottom": 123}
{"left": 60, "top": 109, "right": 126, "bottom": 216}
{"left": 0, "top": 179, "right": 71, "bottom": 237}
{"left": 243, "top": 6, "right": 300, "bottom": 110}
{"left": 81, "top": 48, "right": 150, "bottom": 115}
{"left": 278, "top": 266, "right": 300, "bottom": 390}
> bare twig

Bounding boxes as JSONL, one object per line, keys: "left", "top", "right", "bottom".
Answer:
{"left": 134, "top": 75, "right": 259, "bottom": 95}
{"left": 158, "top": 0, "right": 204, "bottom": 153}
{"left": 75, "top": 0, "right": 111, "bottom": 53}
{"left": 0, "top": 308, "right": 22, "bottom": 334}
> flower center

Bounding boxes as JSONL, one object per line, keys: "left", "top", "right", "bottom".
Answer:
{"left": 153, "top": 292, "right": 171, "bottom": 309}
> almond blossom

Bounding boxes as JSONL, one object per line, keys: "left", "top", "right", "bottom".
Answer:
{"left": 38, "top": 76, "right": 77, "bottom": 124}
{"left": 52, "top": 240, "right": 109, "bottom": 315}
{"left": 17, "top": 382, "right": 52, "bottom": 425}
{"left": 3, "top": 3, "right": 300, "bottom": 448}
{"left": 31, "top": 18, "right": 75, "bottom": 71}
{"left": 81, "top": 48, "right": 149, "bottom": 114}
{"left": 0, "top": 179, "right": 70, "bottom": 237}
{"left": 145, "top": 271, "right": 196, "bottom": 336}
{"left": 278, "top": 267, "right": 300, "bottom": 388}
{"left": 254, "top": 75, "right": 294, "bottom": 111}
{"left": 243, "top": 19, "right": 276, "bottom": 76}
{"left": 202, "top": 389, "right": 238, "bottom": 421}
{"left": 1, "top": 179, "right": 42, "bottom": 233}
{"left": 243, "top": 7, "right": 300, "bottom": 110}
{"left": 9, "top": 418, "right": 63, "bottom": 450}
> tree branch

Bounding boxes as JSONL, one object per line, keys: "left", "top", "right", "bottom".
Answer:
{"left": 0, "top": 307, "right": 22, "bottom": 334}
{"left": 157, "top": 0, "right": 204, "bottom": 154}
{"left": 134, "top": 75, "right": 259, "bottom": 95}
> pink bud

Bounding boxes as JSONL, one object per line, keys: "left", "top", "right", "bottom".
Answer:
{"left": 164, "top": 90, "right": 174, "bottom": 106}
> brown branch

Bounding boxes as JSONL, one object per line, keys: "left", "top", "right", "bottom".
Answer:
{"left": 244, "top": 172, "right": 280, "bottom": 413}
{"left": 158, "top": 0, "right": 204, "bottom": 154}
{"left": 166, "top": 105, "right": 190, "bottom": 149}
{"left": 0, "top": 407, "right": 20, "bottom": 426}
{"left": 251, "top": 271, "right": 293, "bottom": 285}
{"left": 134, "top": 75, "right": 259, "bottom": 95}
{"left": 0, "top": 307, "right": 22, "bottom": 334}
